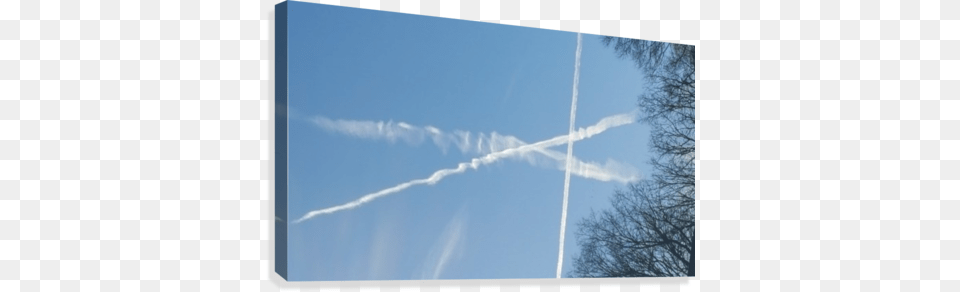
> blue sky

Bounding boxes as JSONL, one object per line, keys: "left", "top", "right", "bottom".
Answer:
{"left": 283, "top": 1, "right": 651, "bottom": 281}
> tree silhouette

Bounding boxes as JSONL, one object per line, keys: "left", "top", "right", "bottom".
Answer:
{"left": 569, "top": 37, "right": 695, "bottom": 277}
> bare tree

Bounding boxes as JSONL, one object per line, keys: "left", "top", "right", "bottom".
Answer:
{"left": 569, "top": 37, "right": 695, "bottom": 277}
{"left": 571, "top": 181, "right": 694, "bottom": 277}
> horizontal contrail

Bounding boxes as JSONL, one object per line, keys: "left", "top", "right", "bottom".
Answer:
{"left": 292, "top": 112, "right": 637, "bottom": 223}
{"left": 310, "top": 116, "right": 639, "bottom": 183}
{"left": 312, "top": 116, "right": 526, "bottom": 155}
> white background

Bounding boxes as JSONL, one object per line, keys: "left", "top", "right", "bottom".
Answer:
{"left": 5, "top": 0, "right": 958, "bottom": 291}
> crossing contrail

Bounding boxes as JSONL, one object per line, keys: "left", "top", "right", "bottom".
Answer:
{"left": 292, "top": 111, "right": 637, "bottom": 224}
{"left": 557, "top": 33, "right": 582, "bottom": 278}
{"left": 531, "top": 147, "right": 639, "bottom": 183}
{"left": 309, "top": 116, "right": 640, "bottom": 183}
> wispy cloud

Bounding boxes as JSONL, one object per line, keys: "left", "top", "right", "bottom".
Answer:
{"left": 292, "top": 111, "right": 638, "bottom": 223}
{"left": 367, "top": 215, "right": 401, "bottom": 279}
{"left": 420, "top": 208, "right": 467, "bottom": 279}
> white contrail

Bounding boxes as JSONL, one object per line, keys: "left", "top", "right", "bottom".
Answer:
{"left": 312, "top": 115, "right": 526, "bottom": 155}
{"left": 531, "top": 148, "right": 639, "bottom": 183}
{"left": 292, "top": 112, "right": 637, "bottom": 224}
{"left": 309, "top": 116, "right": 640, "bottom": 183}
{"left": 312, "top": 116, "right": 429, "bottom": 146}
{"left": 557, "top": 33, "right": 582, "bottom": 278}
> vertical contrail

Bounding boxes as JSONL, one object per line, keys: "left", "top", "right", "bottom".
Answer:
{"left": 557, "top": 33, "right": 582, "bottom": 278}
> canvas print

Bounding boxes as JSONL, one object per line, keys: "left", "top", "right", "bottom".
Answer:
{"left": 276, "top": 1, "right": 695, "bottom": 281}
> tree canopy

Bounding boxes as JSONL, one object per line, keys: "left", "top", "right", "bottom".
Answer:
{"left": 569, "top": 37, "right": 696, "bottom": 277}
